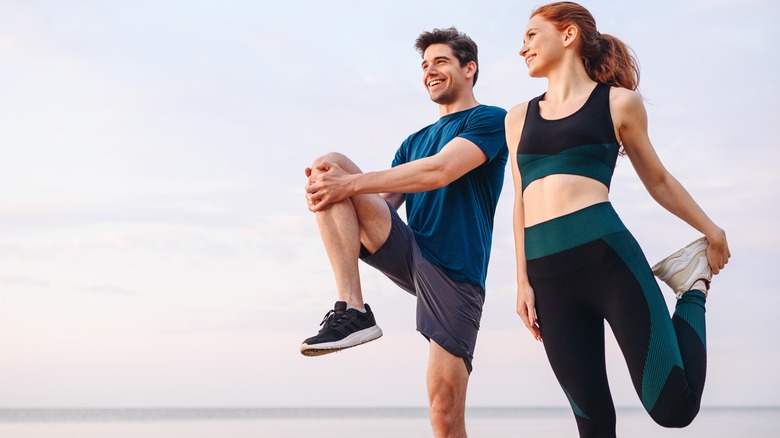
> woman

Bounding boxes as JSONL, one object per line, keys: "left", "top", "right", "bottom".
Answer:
{"left": 506, "top": 2, "right": 730, "bottom": 436}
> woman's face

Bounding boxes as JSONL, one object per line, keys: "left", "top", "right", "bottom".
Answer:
{"left": 520, "top": 14, "right": 565, "bottom": 78}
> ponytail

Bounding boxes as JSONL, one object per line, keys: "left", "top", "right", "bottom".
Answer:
{"left": 587, "top": 33, "right": 639, "bottom": 90}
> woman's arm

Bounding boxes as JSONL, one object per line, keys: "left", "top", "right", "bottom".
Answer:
{"left": 506, "top": 103, "right": 542, "bottom": 341}
{"left": 612, "top": 88, "right": 731, "bottom": 273}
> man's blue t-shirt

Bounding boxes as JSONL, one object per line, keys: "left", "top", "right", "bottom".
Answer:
{"left": 392, "top": 105, "right": 507, "bottom": 291}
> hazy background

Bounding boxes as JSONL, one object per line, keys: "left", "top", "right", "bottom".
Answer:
{"left": 1, "top": 0, "right": 777, "bottom": 409}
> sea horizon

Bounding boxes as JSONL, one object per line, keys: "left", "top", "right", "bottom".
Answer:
{"left": 1, "top": 405, "right": 777, "bottom": 421}
{"left": 1, "top": 406, "right": 777, "bottom": 437}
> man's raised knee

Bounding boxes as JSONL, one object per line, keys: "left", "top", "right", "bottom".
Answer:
{"left": 312, "top": 152, "right": 345, "bottom": 167}
{"left": 311, "top": 152, "right": 361, "bottom": 175}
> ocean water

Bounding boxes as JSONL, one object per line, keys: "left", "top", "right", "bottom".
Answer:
{"left": 0, "top": 407, "right": 777, "bottom": 437}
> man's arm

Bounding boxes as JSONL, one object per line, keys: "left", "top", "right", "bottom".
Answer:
{"left": 306, "top": 137, "right": 487, "bottom": 212}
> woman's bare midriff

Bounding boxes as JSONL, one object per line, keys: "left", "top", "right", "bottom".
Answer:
{"left": 523, "top": 174, "right": 610, "bottom": 227}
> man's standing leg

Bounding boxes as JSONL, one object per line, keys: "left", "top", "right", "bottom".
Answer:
{"left": 300, "top": 152, "right": 391, "bottom": 355}
{"left": 428, "top": 340, "right": 469, "bottom": 438}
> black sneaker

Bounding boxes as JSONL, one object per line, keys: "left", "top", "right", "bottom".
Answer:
{"left": 300, "top": 301, "right": 383, "bottom": 356}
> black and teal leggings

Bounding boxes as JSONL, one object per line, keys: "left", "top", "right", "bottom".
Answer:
{"left": 525, "top": 202, "right": 707, "bottom": 438}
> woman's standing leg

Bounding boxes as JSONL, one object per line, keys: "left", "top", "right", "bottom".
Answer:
{"left": 530, "top": 240, "right": 620, "bottom": 438}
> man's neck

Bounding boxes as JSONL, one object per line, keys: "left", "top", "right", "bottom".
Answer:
{"left": 438, "top": 95, "right": 480, "bottom": 117}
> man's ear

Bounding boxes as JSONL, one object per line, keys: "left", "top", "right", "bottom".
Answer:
{"left": 465, "top": 60, "right": 477, "bottom": 79}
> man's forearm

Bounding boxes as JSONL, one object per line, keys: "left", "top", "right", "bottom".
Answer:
{"left": 351, "top": 157, "right": 449, "bottom": 196}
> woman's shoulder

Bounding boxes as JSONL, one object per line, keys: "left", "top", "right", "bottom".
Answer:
{"left": 609, "top": 86, "right": 643, "bottom": 108}
{"left": 505, "top": 102, "right": 530, "bottom": 153}
{"left": 608, "top": 86, "right": 647, "bottom": 124}
{"left": 506, "top": 101, "right": 530, "bottom": 124}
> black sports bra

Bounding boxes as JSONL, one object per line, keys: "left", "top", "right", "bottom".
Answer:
{"left": 516, "top": 83, "right": 620, "bottom": 192}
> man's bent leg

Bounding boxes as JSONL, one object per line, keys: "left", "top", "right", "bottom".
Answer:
{"left": 427, "top": 340, "right": 469, "bottom": 438}
{"left": 311, "top": 152, "right": 392, "bottom": 307}
{"left": 300, "top": 153, "right": 391, "bottom": 356}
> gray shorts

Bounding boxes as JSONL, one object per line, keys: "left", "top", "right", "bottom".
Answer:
{"left": 359, "top": 203, "right": 485, "bottom": 373}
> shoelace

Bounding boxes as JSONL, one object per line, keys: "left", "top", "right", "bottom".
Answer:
{"left": 319, "top": 309, "right": 351, "bottom": 329}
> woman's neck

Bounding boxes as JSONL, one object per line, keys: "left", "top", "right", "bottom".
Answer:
{"left": 544, "top": 58, "right": 596, "bottom": 103}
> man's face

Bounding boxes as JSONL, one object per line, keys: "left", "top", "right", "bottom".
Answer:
{"left": 421, "top": 43, "right": 473, "bottom": 105}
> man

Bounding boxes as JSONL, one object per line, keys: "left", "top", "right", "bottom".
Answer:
{"left": 301, "top": 27, "right": 506, "bottom": 437}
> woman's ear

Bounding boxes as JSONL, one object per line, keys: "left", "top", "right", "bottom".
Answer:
{"left": 562, "top": 24, "right": 579, "bottom": 48}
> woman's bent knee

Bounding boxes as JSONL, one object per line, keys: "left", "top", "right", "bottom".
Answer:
{"left": 649, "top": 400, "right": 699, "bottom": 428}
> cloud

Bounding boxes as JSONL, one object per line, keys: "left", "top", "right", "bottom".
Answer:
{"left": 0, "top": 275, "right": 50, "bottom": 289}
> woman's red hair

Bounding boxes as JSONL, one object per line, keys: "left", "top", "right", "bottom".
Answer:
{"left": 532, "top": 2, "right": 640, "bottom": 90}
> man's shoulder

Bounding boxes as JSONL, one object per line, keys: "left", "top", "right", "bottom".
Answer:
{"left": 436, "top": 105, "right": 507, "bottom": 132}
{"left": 462, "top": 105, "right": 508, "bottom": 132}
{"left": 473, "top": 104, "right": 507, "bottom": 117}
{"left": 454, "top": 104, "right": 506, "bottom": 122}
{"left": 403, "top": 105, "right": 507, "bottom": 143}
{"left": 471, "top": 103, "right": 507, "bottom": 119}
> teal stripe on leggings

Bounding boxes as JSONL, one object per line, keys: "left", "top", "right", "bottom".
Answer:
{"left": 675, "top": 290, "right": 707, "bottom": 346}
{"left": 563, "top": 387, "right": 590, "bottom": 420}
{"left": 524, "top": 202, "right": 626, "bottom": 260}
{"left": 602, "top": 233, "right": 684, "bottom": 413}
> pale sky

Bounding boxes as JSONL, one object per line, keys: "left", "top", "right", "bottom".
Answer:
{"left": 1, "top": 0, "right": 778, "bottom": 409}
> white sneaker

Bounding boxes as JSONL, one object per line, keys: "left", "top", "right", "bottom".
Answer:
{"left": 651, "top": 237, "right": 712, "bottom": 299}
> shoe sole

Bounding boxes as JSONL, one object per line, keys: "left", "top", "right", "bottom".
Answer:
{"left": 300, "top": 325, "right": 383, "bottom": 357}
{"left": 651, "top": 237, "right": 710, "bottom": 293}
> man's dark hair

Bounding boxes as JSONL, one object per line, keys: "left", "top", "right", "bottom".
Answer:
{"left": 415, "top": 27, "right": 479, "bottom": 87}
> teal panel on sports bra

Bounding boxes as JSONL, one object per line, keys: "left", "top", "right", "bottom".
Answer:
{"left": 518, "top": 143, "right": 620, "bottom": 192}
